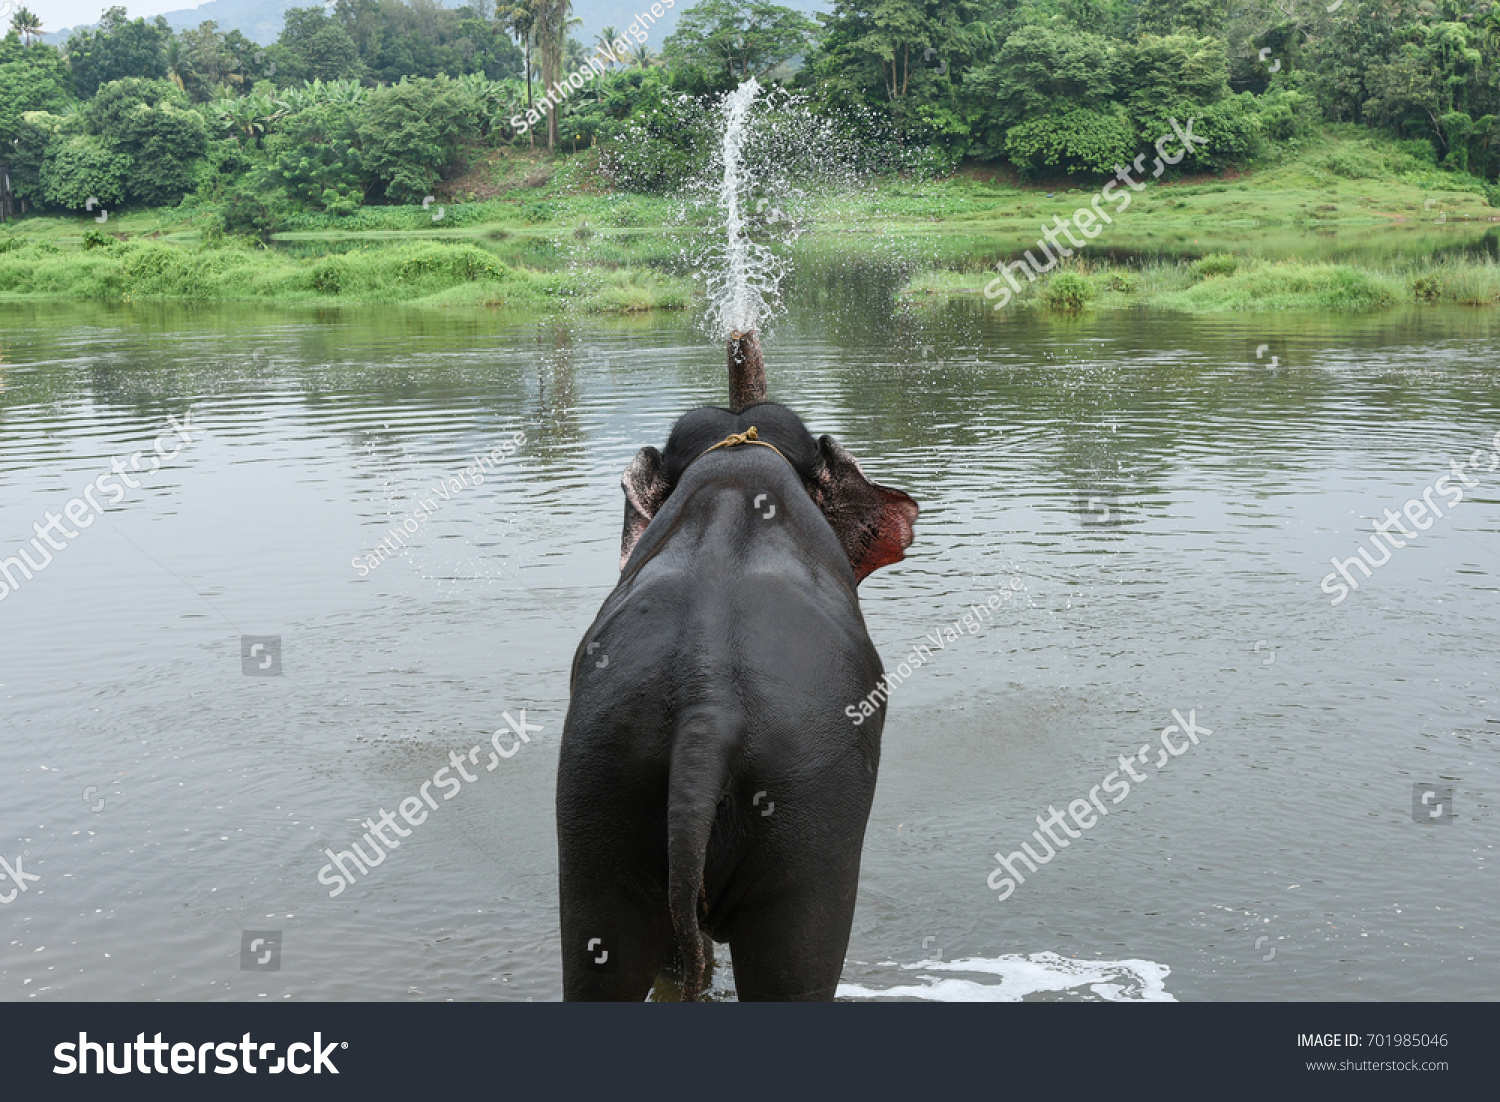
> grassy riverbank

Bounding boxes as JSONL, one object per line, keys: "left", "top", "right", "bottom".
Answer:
{"left": 903, "top": 253, "right": 1500, "bottom": 313}
{"left": 0, "top": 235, "right": 693, "bottom": 312}
{"left": 0, "top": 129, "right": 1496, "bottom": 314}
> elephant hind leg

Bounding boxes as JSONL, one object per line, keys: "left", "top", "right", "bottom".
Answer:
{"left": 559, "top": 892, "right": 672, "bottom": 1001}
{"left": 725, "top": 888, "right": 859, "bottom": 1002}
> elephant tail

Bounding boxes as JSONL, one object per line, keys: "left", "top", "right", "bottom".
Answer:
{"left": 666, "top": 709, "right": 737, "bottom": 1001}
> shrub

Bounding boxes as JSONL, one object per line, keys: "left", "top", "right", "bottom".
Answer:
{"left": 307, "top": 242, "right": 506, "bottom": 297}
{"left": 1393, "top": 138, "right": 1438, "bottom": 166}
{"left": 198, "top": 214, "right": 226, "bottom": 248}
{"left": 222, "top": 185, "right": 287, "bottom": 242}
{"left": 608, "top": 199, "right": 651, "bottom": 228}
{"left": 1003, "top": 107, "right": 1137, "bottom": 179}
{"left": 1133, "top": 93, "right": 1263, "bottom": 173}
{"left": 191, "top": 138, "right": 256, "bottom": 204}
{"left": 40, "top": 133, "right": 130, "bottom": 210}
{"left": 1256, "top": 89, "right": 1317, "bottom": 145}
{"left": 1321, "top": 150, "right": 1378, "bottom": 179}
{"left": 1042, "top": 271, "right": 1094, "bottom": 312}
{"left": 1192, "top": 253, "right": 1239, "bottom": 277}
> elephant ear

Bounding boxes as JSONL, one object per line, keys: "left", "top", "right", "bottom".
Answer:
{"left": 811, "top": 435, "right": 918, "bottom": 583}
{"left": 620, "top": 446, "right": 671, "bottom": 570}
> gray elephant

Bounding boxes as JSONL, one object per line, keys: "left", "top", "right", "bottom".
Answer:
{"left": 556, "top": 335, "right": 917, "bottom": 1000}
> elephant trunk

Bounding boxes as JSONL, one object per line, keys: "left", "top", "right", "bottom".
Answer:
{"left": 727, "top": 330, "right": 767, "bottom": 412}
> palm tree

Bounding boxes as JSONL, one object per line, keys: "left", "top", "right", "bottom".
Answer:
{"left": 533, "top": 0, "right": 580, "bottom": 150}
{"left": 596, "top": 25, "right": 620, "bottom": 66}
{"left": 499, "top": 1, "right": 538, "bottom": 146}
{"left": 629, "top": 42, "right": 660, "bottom": 69}
{"left": 164, "top": 38, "right": 195, "bottom": 94}
{"left": 1475, "top": 3, "right": 1500, "bottom": 56}
{"left": 10, "top": 7, "right": 43, "bottom": 46}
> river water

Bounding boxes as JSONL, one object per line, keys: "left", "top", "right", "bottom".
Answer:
{"left": 1, "top": 293, "right": 1496, "bottom": 1001}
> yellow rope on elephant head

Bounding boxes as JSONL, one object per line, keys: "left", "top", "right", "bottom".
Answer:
{"left": 698, "top": 425, "right": 788, "bottom": 463}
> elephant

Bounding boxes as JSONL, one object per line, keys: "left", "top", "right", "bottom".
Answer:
{"left": 556, "top": 334, "right": 918, "bottom": 1001}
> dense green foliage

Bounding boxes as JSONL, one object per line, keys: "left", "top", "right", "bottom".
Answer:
{"left": 64, "top": 7, "right": 171, "bottom": 97}
{"left": 0, "top": 34, "right": 73, "bottom": 138}
{"left": 15, "top": 77, "right": 209, "bottom": 210}
{"left": 0, "top": 0, "right": 1495, "bottom": 225}
{"left": 663, "top": 0, "right": 819, "bottom": 81}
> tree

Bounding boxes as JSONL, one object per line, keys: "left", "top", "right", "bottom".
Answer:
{"left": 275, "top": 6, "right": 364, "bottom": 84}
{"left": 6, "top": 110, "right": 60, "bottom": 204}
{"left": 41, "top": 131, "right": 131, "bottom": 209}
{"left": 533, "top": 0, "right": 580, "bottom": 150}
{"left": 357, "top": 77, "right": 477, "bottom": 200}
{"left": 1289, "top": 2, "right": 1397, "bottom": 116}
{"left": 81, "top": 78, "right": 209, "bottom": 206}
{"left": 962, "top": 20, "right": 1121, "bottom": 159}
{"left": 453, "top": 5, "right": 525, "bottom": 80}
{"left": 1360, "top": 18, "right": 1490, "bottom": 166}
{"left": 1119, "top": 33, "right": 1229, "bottom": 118}
{"left": 808, "top": 0, "right": 995, "bottom": 144}
{"left": 9, "top": 7, "right": 43, "bottom": 46}
{"left": 176, "top": 22, "right": 259, "bottom": 98}
{"left": 256, "top": 76, "right": 479, "bottom": 210}
{"left": 969, "top": 22, "right": 1121, "bottom": 132}
{"left": 564, "top": 33, "right": 589, "bottom": 71}
{"left": 164, "top": 38, "right": 194, "bottom": 95}
{"left": 1135, "top": 0, "right": 1225, "bottom": 38}
{"left": 315, "top": 0, "right": 521, "bottom": 83}
{"left": 499, "top": 0, "right": 538, "bottom": 142}
{"left": 262, "top": 98, "right": 366, "bottom": 212}
{"left": 64, "top": 7, "right": 171, "bottom": 98}
{"left": 207, "top": 90, "right": 287, "bottom": 148}
{"left": 663, "top": 0, "right": 818, "bottom": 83}
{"left": 0, "top": 37, "right": 73, "bottom": 145}
{"left": 597, "top": 25, "right": 621, "bottom": 67}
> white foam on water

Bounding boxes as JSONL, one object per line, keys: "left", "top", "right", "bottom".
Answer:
{"left": 837, "top": 952, "right": 1175, "bottom": 1002}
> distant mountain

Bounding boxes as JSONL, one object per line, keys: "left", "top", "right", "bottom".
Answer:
{"left": 45, "top": 0, "right": 304, "bottom": 45}
{"left": 568, "top": 0, "right": 829, "bottom": 46}
{"left": 44, "top": 0, "right": 831, "bottom": 48}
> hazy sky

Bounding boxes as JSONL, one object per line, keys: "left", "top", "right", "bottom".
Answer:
{"left": 36, "top": 1, "right": 197, "bottom": 31}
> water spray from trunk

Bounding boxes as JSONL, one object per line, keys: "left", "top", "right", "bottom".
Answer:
{"left": 705, "top": 78, "right": 781, "bottom": 411}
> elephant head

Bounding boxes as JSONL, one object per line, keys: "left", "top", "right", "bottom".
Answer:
{"left": 619, "top": 402, "right": 918, "bottom": 583}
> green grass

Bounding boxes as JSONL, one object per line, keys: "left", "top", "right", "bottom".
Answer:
{"left": 1, "top": 126, "right": 1496, "bottom": 313}
{"left": 916, "top": 129, "right": 1498, "bottom": 233}
{"left": 901, "top": 254, "right": 1500, "bottom": 314}
{"left": 0, "top": 235, "right": 693, "bottom": 312}
{"left": 1155, "top": 260, "right": 1401, "bottom": 312}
